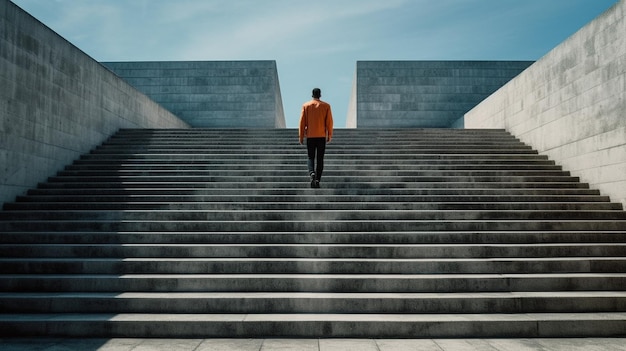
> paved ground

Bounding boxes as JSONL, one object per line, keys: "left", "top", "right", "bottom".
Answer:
{"left": 1, "top": 338, "right": 626, "bottom": 351}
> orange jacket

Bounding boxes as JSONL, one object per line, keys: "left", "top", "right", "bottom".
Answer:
{"left": 299, "top": 98, "right": 333, "bottom": 143}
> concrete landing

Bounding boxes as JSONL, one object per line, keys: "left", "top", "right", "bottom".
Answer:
{"left": 1, "top": 338, "right": 626, "bottom": 350}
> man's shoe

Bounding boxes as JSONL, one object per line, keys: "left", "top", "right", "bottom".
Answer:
{"left": 310, "top": 173, "right": 316, "bottom": 188}
{"left": 314, "top": 180, "right": 320, "bottom": 188}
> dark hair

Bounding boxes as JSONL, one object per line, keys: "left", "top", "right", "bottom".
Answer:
{"left": 312, "top": 88, "right": 321, "bottom": 98}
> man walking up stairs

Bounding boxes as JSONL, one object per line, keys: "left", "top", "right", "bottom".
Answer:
{"left": 0, "top": 128, "right": 625, "bottom": 338}
{"left": 299, "top": 88, "right": 334, "bottom": 188}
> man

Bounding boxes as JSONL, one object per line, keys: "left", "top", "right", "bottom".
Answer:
{"left": 299, "top": 88, "right": 334, "bottom": 188}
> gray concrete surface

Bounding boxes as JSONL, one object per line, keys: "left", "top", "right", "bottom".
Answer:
{"left": 1, "top": 338, "right": 626, "bottom": 351}
{"left": 465, "top": 0, "right": 626, "bottom": 208}
{"left": 347, "top": 61, "right": 533, "bottom": 128}
{"left": 0, "top": 0, "right": 189, "bottom": 206}
{"left": 102, "top": 61, "right": 286, "bottom": 129}
{"left": 2, "top": 128, "right": 625, "bottom": 339}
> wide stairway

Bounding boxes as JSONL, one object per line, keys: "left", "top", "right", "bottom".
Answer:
{"left": 1, "top": 128, "right": 626, "bottom": 338}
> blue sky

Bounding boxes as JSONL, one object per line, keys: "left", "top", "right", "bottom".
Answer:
{"left": 12, "top": 0, "right": 618, "bottom": 128}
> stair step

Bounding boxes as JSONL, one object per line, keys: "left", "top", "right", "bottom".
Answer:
{"left": 1, "top": 257, "right": 625, "bottom": 274}
{"left": 3, "top": 220, "right": 625, "bottom": 232}
{"left": 78, "top": 153, "right": 550, "bottom": 161}
{"left": 47, "top": 176, "right": 581, "bottom": 183}
{"left": 89, "top": 149, "right": 539, "bottom": 155}
{"left": 66, "top": 163, "right": 564, "bottom": 171}
{"left": 5, "top": 312, "right": 624, "bottom": 338}
{"left": 2, "top": 273, "right": 625, "bottom": 292}
{"left": 56, "top": 170, "right": 572, "bottom": 177}
{"left": 94, "top": 142, "right": 535, "bottom": 148}
{"left": 2, "top": 231, "right": 625, "bottom": 244}
{"left": 36, "top": 182, "right": 592, "bottom": 190}
{"left": 22, "top": 191, "right": 606, "bottom": 201}
{"left": 3, "top": 210, "right": 625, "bottom": 221}
{"left": 2, "top": 292, "right": 625, "bottom": 314}
{"left": 1, "top": 243, "right": 623, "bottom": 258}
{"left": 75, "top": 158, "right": 555, "bottom": 166}
{"left": 5, "top": 202, "right": 621, "bottom": 211}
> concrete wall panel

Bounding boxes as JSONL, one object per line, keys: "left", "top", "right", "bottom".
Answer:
{"left": 103, "top": 61, "right": 286, "bottom": 128}
{"left": 348, "top": 61, "right": 533, "bottom": 128}
{"left": 0, "top": 0, "right": 189, "bottom": 206}
{"left": 465, "top": 0, "right": 626, "bottom": 207}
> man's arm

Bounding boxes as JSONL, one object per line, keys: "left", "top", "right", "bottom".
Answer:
{"left": 299, "top": 106, "right": 306, "bottom": 144}
{"left": 326, "top": 105, "right": 334, "bottom": 143}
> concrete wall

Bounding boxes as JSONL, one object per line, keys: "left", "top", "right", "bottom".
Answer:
{"left": 348, "top": 61, "right": 533, "bottom": 128}
{"left": 465, "top": 0, "right": 626, "bottom": 208}
{"left": 103, "top": 61, "right": 286, "bottom": 128}
{"left": 0, "top": 0, "right": 189, "bottom": 206}
{"left": 346, "top": 67, "right": 358, "bottom": 128}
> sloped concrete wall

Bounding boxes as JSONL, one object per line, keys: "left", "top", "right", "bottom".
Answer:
{"left": 465, "top": 0, "right": 626, "bottom": 207}
{"left": 103, "top": 61, "right": 286, "bottom": 128}
{"left": 0, "top": 0, "right": 189, "bottom": 206}
{"left": 348, "top": 61, "right": 533, "bottom": 128}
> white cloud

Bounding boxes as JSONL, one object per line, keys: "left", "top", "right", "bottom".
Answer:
{"left": 169, "top": 0, "right": 411, "bottom": 60}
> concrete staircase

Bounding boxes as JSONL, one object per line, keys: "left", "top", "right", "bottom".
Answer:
{"left": 1, "top": 128, "right": 626, "bottom": 338}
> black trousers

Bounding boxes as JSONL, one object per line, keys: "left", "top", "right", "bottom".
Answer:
{"left": 306, "top": 137, "right": 326, "bottom": 181}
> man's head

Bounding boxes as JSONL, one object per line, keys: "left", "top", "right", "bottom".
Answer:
{"left": 312, "top": 88, "right": 321, "bottom": 99}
